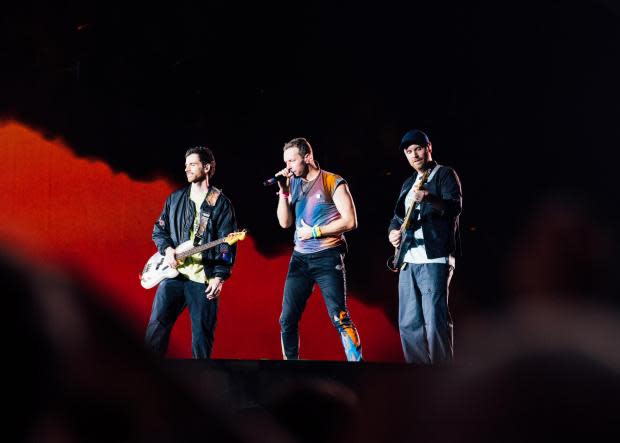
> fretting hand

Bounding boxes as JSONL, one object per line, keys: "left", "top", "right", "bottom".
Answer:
{"left": 412, "top": 188, "right": 428, "bottom": 203}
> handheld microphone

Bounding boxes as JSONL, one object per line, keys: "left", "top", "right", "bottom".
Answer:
{"left": 263, "top": 170, "right": 291, "bottom": 186}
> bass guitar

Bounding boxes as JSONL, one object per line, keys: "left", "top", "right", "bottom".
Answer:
{"left": 140, "top": 230, "right": 247, "bottom": 289}
{"left": 387, "top": 169, "right": 431, "bottom": 272}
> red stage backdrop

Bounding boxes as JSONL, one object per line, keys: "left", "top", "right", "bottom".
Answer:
{"left": 0, "top": 121, "right": 403, "bottom": 361}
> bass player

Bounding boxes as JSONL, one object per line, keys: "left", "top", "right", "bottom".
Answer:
{"left": 145, "top": 146, "right": 237, "bottom": 359}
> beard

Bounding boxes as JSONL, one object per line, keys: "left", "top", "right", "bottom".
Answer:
{"left": 296, "top": 162, "right": 310, "bottom": 179}
{"left": 187, "top": 172, "right": 206, "bottom": 183}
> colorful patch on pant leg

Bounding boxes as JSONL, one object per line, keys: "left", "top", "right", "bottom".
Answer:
{"left": 335, "top": 311, "right": 362, "bottom": 361}
{"left": 340, "top": 330, "right": 363, "bottom": 361}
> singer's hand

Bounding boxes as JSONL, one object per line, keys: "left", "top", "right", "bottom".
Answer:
{"left": 275, "top": 168, "right": 292, "bottom": 191}
{"left": 296, "top": 219, "right": 313, "bottom": 241}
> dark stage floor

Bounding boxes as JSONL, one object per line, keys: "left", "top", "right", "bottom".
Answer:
{"left": 153, "top": 356, "right": 619, "bottom": 443}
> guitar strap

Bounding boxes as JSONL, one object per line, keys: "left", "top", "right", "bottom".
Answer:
{"left": 194, "top": 187, "right": 222, "bottom": 247}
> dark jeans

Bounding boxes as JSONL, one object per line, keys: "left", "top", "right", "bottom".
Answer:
{"left": 145, "top": 276, "right": 218, "bottom": 359}
{"left": 398, "top": 263, "right": 454, "bottom": 364}
{"left": 280, "top": 247, "right": 362, "bottom": 361}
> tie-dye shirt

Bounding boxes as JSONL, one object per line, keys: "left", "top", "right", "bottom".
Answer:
{"left": 291, "top": 170, "right": 346, "bottom": 253}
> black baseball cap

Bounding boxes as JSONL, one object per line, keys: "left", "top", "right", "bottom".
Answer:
{"left": 399, "top": 129, "right": 430, "bottom": 150}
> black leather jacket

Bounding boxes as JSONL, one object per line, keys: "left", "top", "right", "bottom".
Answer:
{"left": 388, "top": 162, "right": 462, "bottom": 259}
{"left": 152, "top": 186, "right": 237, "bottom": 280}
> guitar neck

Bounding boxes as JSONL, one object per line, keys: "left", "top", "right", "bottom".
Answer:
{"left": 390, "top": 170, "right": 431, "bottom": 271}
{"left": 400, "top": 200, "right": 418, "bottom": 232}
{"left": 176, "top": 238, "right": 226, "bottom": 260}
{"left": 400, "top": 169, "right": 431, "bottom": 232}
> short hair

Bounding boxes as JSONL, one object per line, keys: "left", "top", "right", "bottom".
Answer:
{"left": 283, "top": 137, "right": 313, "bottom": 158}
{"left": 185, "top": 146, "right": 216, "bottom": 179}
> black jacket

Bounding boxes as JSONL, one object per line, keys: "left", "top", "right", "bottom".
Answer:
{"left": 388, "top": 162, "right": 462, "bottom": 259}
{"left": 152, "top": 186, "right": 237, "bottom": 280}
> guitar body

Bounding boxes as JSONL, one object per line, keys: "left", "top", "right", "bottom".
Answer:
{"left": 140, "top": 252, "right": 180, "bottom": 289}
{"left": 139, "top": 230, "right": 247, "bottom": 289}
{"left": 390, "top": 229, "right": 416, "bottom": 272}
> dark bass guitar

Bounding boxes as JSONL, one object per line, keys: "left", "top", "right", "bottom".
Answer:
{"left": 387, "top": 169, "right": 431, "bottom": 272}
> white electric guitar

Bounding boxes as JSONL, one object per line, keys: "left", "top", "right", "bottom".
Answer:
{"left": 139, "top": 230, "right": 247, "bottom": 289}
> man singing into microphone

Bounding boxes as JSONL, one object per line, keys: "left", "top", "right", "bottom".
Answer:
{"left": 273, "top": 137, "right": 363, "bottom": 361}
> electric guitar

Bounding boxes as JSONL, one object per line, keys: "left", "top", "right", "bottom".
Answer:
{"left": 387, "top": 169, "right": 431, "bottom": 272}
{"left": 140, "top": 230, "right": 247, "bottom": 289}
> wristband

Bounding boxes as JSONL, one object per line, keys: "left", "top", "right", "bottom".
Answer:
{"left": 278, "top": 191, "right": 290, "bottom": 198}
{"left": 311, "top": 225, "right": 322, "bottom": 239}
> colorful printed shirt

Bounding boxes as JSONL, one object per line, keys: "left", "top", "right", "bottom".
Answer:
{"left": 290, "top": 170, "right": 346, "bottom": 254}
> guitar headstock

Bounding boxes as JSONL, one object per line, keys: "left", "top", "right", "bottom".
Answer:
{"left": 225, "top": 229, "right": 247, "bottom": 245}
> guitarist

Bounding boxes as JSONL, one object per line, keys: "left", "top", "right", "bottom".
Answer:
{"left": 145, "top": 146, "right": 237, "bottom": 359}
{"left": 388, "top": 129, "right": 462, "bottom": 365}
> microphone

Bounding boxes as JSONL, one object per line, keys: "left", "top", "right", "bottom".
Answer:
{"left": 263, "top": 170, "right": 290, "bottom": 186}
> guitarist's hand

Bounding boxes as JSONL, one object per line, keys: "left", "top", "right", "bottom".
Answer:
{"left": 164, "top": 247, "right": 178, "bottom": 269}
{"left": 412, "top": 188, "right": 429, "bottom": 203}
{"left": 389, "top": 229, "right": 402, "bottom": 247}
{"left": 205, "top": 277, "right": 223, "bottom": 300}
